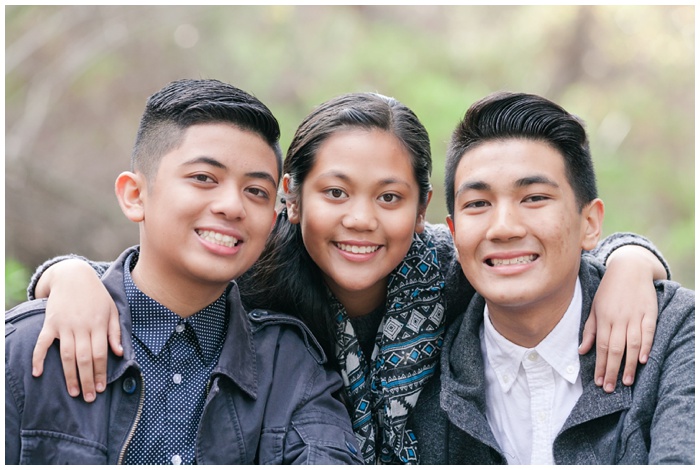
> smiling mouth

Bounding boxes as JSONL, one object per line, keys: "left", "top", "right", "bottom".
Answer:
{"left": 335, "top": 242, "right": 380, "bottom": 254}
{"left": 486, "top": 254, "right": 538, "bottom": 266}
{"left": 196, "top": 229, "right": 240, "bottom": 248}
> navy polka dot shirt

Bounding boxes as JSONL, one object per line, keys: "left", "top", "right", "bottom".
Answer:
{"left": 122, "top": 252, "right": 229, "bottom": 465}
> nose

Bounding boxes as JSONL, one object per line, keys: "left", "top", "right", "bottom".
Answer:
{"left": 485, "top": 203, "right": 526, "bottom": 241}
{"left": 210, "top": 184, "right": 246, "bottom": 220}
{"left": 341, "top": 198, "right": 378, "bottom": 232}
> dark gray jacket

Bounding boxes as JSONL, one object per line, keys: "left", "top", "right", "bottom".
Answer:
{"left": 411, "top": 257, "right": 694, "bottom": 465}
{"left": 6, "top": 247, "right": 363, "bottom": 465}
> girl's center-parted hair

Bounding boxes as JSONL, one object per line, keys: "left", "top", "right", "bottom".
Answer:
{"left": 283, "top": 92, "right": 433, "bottom": 208}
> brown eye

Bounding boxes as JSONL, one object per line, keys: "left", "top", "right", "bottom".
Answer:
{"left": 325, "top": 188, "right": 347, "bottom": 199}
{"left": 192, "top": 174, "right": 215, "bottom": 183}
{"left": 380, "top": 193, "right": 400, "bottom": 203}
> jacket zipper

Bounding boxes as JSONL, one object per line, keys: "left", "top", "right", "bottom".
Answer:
{"left": 117, "top": 373, "right": 145, "bottom": 465}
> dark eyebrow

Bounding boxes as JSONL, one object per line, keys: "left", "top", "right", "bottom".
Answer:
{"left": 182, "top": 156, "right": 277, "bottom": 187}
{"left": 455, "top": 180, "right": 490, "bottom": 197}
{"left": 455, "top": 174, "right": 559, "bottom": 197}
{"left": 515, "top": 175, "right": 559, "bottom": 189}
{"left": 246, "top": 171, "right": 278, "bottom": 188}
{"left": 181, "top": 156, "right": 227, "bottom": 170}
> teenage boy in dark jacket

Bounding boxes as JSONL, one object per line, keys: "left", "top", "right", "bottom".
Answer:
{"left": 411, "top": 92, "right": 694, "bottom": 464}
{"left": 5, "top": 79, "right": 362, "bottom": 465}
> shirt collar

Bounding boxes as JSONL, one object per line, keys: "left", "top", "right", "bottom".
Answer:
{"left": 123, "top": 252, "right": 229, "bottom": 364}
{"left": 482, "top": 278, "right": 583, "bottom": 392}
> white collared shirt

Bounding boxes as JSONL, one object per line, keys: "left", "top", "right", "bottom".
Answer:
{"left": 480, "top": 279, "right": 584, "bottom": 465}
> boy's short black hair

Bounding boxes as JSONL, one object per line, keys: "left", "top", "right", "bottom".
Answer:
{"left": 445, "top": 92, "right": 598, "bottom": 215}
{"left": 132, "top": 78, "right": 283, "bottom": 180}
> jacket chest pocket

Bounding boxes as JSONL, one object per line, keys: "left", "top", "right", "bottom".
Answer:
{"left": 195, "top": 384, "right": 258, "bottom": 464}
{"left": 20, "top": 430, "right": 108, "bottom": 464}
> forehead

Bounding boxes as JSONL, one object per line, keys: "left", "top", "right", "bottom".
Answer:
{"left": 313, "top": 128, "right": 414, "bottom": 174}
{"left": 456, "top": 138, "right": 568, "bottom": 188}
{"left": 162, "top": 123, "right": 279, "bottom": 181}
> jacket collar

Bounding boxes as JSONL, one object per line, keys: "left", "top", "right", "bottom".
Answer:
{"left": 563, "top": 258, "right": 631, "bottom": 431}
{"left": 102, "top": 246, "right": 259, "bottom": 398}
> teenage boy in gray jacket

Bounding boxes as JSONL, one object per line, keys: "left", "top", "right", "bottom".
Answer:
{"left": 411, "top": 92, "right": 694, "bottom": 464}
{"left": 5, "top": 79, "right": 362, "bottom": 465}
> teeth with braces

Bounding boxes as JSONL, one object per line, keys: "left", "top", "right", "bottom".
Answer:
{"left": 336, "top": 243, "right": 379, "bottom": 254}
{"left": 196, "top": 230, "right": 239, "bottom": 248}
{"left": 490, "top": 254, "right": 537, "bottom": 266}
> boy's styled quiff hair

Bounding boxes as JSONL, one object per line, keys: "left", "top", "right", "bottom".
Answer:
{"left": 131, "top": 78, "right": 283, "bottom": 180}
{"left": 444, "top": 91, "right": 598, "bottom": 216}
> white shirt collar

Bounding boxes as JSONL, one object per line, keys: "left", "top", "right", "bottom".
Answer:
{"left": 482, "top": 278, "right": 583, "bottom": 392}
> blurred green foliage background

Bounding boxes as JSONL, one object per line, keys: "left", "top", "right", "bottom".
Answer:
{"left": 5, "top": 5, "right": 695, "bottom": 308}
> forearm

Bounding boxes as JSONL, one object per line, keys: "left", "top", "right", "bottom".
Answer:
{"left": 28, "top": 255, "right": 111, "bottom": 300}
{"left": 589, "top": 232, "right": 671, "bottom": 280}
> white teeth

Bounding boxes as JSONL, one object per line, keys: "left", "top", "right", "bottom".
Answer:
{"left": 491, "top": 255, "right": 537, "bottom": 266}
{"left": 196, "top": 230, "right": 239, "bottom": 248}
{"left": 336, "top": 243, "right": 379, "bottom": 254}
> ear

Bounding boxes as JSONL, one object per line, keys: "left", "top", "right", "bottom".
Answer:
{"left": 269, "top": 208, "right": 278, "bottom": 231}
{"left": 446, "top": 215, "right": 459, "bottom": 257}
{"left": 115, "top": 171, "right": 146, "bottom": 223}
{"left": 446, "top": 215, "right": 455, "bottom": 237}
{"left": 414, "top": 189, "right": 433, "bottom": 234}
{"left": 282, "top": 174, "right": 300, "bottom": 224}
{"left": 580, "top": 198, "right": 605, "bottom": 251}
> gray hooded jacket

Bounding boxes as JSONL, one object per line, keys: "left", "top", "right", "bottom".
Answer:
{"left": 411, "top": 257, "right": 694, "bottom": 464}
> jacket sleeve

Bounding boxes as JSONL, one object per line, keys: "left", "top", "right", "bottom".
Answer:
{"left": 648, "top": 287, "right": 695, "bottom": 464}
{"left": 26, "top": 254, "right": 111, "bottom": 301}
{"left": 587, "top": 232, "right": 671, "bottom": 280}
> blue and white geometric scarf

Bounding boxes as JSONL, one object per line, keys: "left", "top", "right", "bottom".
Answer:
{"left": 333, "top": 232, "right": 446, "bottom": 464}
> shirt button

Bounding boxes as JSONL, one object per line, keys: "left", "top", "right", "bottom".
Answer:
{"left": 173, "top": 373, "right": 182, "bottom": 384}
{"left": 175, "top": 324, "right": 185, "bottom": 333}
{"left": 527, "top": 352, "right": 538, "bottom": 361}
{"left": 567, "top": 365, "right": 575, "bottom": 374}
{"left": 171, "top": 454, "right": 182, "bottom": 465}
{"left": 122, "top": 377, "right": 137, "bottom": 394}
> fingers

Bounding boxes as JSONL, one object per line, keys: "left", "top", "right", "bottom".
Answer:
{"left": 90, "top": 330, "right": 109, "bottom": 396}
{"left": 31, "top": 327, "right": 56, "bottom": 378}
{"left": 639, "top": 313, "right": 657, "bottom": 364}
{"left": 74, "top": 333, "right": 97, "bottom": 402}
{"left": 600, "top": 325, "right": 625, "bottom": 393}
{"left": 622, "top": 326, "right": 641, "bottom": 386}
{"left": 57, "top": 333, "right": 81, "bottom": 398}
{"left": 108, "top": 304, "right": 124, "bottom": 358}
{"left": 578, "top": 310, "right": 597, "bottom": 355}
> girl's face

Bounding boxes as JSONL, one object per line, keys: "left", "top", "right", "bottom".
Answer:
{"left": 285, "top": 128, "right": 429, "bottom": 317}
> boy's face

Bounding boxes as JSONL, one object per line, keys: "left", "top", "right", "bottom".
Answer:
{"left": 447, "top": 138, "right": 600, "bottom": 317}
{"left": 137, "top": 123, "right": 278, "bottom": 288}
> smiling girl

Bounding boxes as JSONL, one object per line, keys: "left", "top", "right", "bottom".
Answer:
{"left": 27, "top": 92, "right": 668, "bottom": 464}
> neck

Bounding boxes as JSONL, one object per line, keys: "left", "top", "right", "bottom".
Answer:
{"left": 131, "top": 255, "right": 229, "bottom": 318}
{"left": 331, "top": 282, "right": 387, "bottom": 319}
{"left": 485, "top": 283, "right": 577, "bottom": 348}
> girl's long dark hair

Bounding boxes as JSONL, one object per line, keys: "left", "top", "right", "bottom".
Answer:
{"left": 240, "top": 92, "right": 432, "bottom": 359}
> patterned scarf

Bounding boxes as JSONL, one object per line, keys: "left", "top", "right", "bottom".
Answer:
{"left": 333, "top": 232, "right": 446, "bottom": 464}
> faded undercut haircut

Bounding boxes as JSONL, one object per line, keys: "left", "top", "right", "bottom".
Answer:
{"left": 131, "top": 78, "right": 283, "bottom": 180}
{"left": 444, "top": 91, "right": 598, "bottom": 216}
